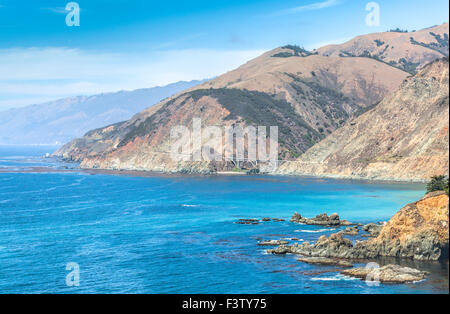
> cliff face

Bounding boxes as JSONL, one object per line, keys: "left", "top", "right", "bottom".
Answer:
{"left": 280, "top": 191, "right": 449, "bottom": 261}
{"left": 278, "top": 58, "right": 449, "bottom": 181}
{"left": 55, "top": 24, "right": 448, "bottom": 177}
{"left": 366, "top": 191, "right": 449, "bottom": 260}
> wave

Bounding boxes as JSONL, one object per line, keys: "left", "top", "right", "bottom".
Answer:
{"left": 282, "top": 238, "right": 304, "bottom": 241}
{"left": 311, "top": 274, "right": 359, "bottom": 281}
{"left": 294, "top": 229, "right": 335, "bottom": 233}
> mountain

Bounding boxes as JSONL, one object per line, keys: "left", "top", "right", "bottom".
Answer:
{"left": 55, "top": 24, "right": 449, "bottom": 177}
{"left": 0, "top": 80, "right": 206, "bottom": 145}
{"left": 316, "top": 23, "right": 449, "bottom": 74}
{"left": 278, "top": 58, "right": 449, "bottom": 181}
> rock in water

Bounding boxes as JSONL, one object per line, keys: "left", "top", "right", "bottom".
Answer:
{"left": 341, "top": 265, "right": 428, "bottom": 284}
{"left": 236, "top": 219, "right": 260, "bottom": 225}
{"left": 257, "top": 240, "right": 289, "bottom": 246}
{"left": 290, "top": 212, "right": 304, "bottom": 223}
{"left": 290, "top": 232, "right": 355, "bottom": 259}
{"left": 342, "top": 226, "right": 359, "bottom": 236}
{"left": 267, "top": 245, "right": 292, "bottom": 255}
{"left": 290, "top": 212, "right": 353, "bottom": 226}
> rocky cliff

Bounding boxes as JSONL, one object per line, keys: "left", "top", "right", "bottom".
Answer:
{"left": 273, "top": 191, "right": 449, "bottom": 261}
{"left": 278, "top": 58, "right": 449, "bottom": 181}
{"left": 364, "top": 191, "right": 449, "bottom": 260}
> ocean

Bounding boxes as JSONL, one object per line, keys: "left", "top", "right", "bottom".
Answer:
{"left": 0, "top": 146, "right": 448, "bottom": 294}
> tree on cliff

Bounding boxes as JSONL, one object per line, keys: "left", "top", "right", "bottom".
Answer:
{"left": 426, "top": 175, "right": 449, "bottom": 194}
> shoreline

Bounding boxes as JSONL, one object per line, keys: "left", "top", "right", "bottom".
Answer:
{"left": 0, "top": 164, "right": 428, "bottom": 185}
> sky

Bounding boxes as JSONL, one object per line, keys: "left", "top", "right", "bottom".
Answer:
{"left": 0, "top": 0, "right": 448, "bottom": 111}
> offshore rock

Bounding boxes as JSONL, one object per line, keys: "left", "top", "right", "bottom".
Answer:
{"left": 341, "top": 226, "right": 359, "bottom": 236}
{"left": 257, "top": 240, "right": 289, "bottom": 247}
{"left": 266, "top": 245, "right": 292, "bottom": 255}
{"left": 341, "top": 265, "right": 428, "bottom": 283}
{"left": 236, "top": 219, "right": 259, "bottom": 225}
{"left": 290, "top": 232, "right": 355, "bottom": 259}
{"left": 290, "top": 212, "right": 352, "bottom": 226}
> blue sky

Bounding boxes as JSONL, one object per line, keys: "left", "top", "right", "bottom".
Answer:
{"left": 0, "top": 0, "right": 448, "bottom": 110}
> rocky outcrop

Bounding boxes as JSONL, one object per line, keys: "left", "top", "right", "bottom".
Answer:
{"left": 297, "top": 257, "right": 353, "bottom": 267}
{"left": 236, "top": 217, "right": 285, "bottom": 225}
{"left": 274, "top": 192, "right": 449, "bottom": 261}
{"left": 278, "top": 58, "right": 449, "bottom": 182}
{"left": 290, "top": 212, "right": 352, "bottom": 226}
{"left": 289, "top": 232, "right": 356, "bottom": 259}
{"left": 362, "top": 223, "right": 383, "bottom": 237}
{"left": 359, "top": 191, "right": 449, "bottom": 260}
{"left": 267, "top": 245, "right": 292, "bottom": 255}
{"left": 257, "top": 240, "right": 289, "bottom": 246}
{"left": 342, "top": 226, "right": 359, "bottom": 236}
{"left": 235, "top": 219, "right": 260, "bottom": 225}
{"left": 341, "top": 265, "right": 428, "bottom": 283}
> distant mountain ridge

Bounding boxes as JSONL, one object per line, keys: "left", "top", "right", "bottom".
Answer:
{"left": 55, "top": 23, "right": 449, "bottom": 180}
{"left": 0, "top": 80, "right": 207, "bottom": 145}
{"left": 316, "top": 23, "right": 449, "bottom": 74}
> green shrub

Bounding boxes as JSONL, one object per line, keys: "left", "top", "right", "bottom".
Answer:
{"left": 426, "top": 175, "right": 449, "bottom": 194}
{"left": 272, "top": 52, "right": 294, "bottom": 58}
{"left": 388, "top": 28, "right": 408, "bottom": 33}
{"left": 374, "top": 39, "right": 385, "bottom": 47}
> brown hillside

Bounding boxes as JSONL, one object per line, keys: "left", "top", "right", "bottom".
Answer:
{"left": 55, "top": 24, "right": 448, "bottom": 175}
{"left": 317, "top": 23, "right": 449, "bottom": 74}
{"left": 278, "top": 58, "right": 449, "bottom": 181}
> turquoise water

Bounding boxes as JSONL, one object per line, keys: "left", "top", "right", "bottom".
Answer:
{"left": 0, "top": 146, "right": 448, "bottom": 294}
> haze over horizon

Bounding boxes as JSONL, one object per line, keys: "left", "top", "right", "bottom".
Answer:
{"left": 0, "top": 0, "right": 448, "bottom": 110}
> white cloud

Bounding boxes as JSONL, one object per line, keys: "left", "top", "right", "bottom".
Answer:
{"left": 276, "top": 0, "right": 341, "bottom": 16}
{"left": 41, "top": 7, "right": 68, "bottom": 14}
{"left": 0, "top": 47, "right": 265, "bottom": 110}
{"left": 41, "top": 6, "right": 84, "bottom": 14}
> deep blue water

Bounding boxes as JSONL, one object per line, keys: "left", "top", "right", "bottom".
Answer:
{"left": 0, "top": 146, "right": 448, "bottom": 294}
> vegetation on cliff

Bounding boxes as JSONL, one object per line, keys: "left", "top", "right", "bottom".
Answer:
{"left": 427, "top": 175, "right": 450, "bottom": 195}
